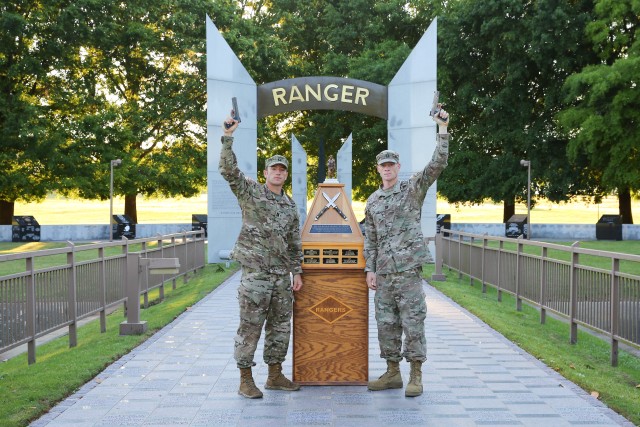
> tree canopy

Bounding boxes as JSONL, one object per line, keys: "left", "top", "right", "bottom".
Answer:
{"left": 0, "top": 0, "right": 637, "bottom": 225}
{"left": 437, "top": 0, "right": 601, "bottom": 221}
{"left": 557, "top": 0, "right": 639, "bottom": 223}
{"left": 0, "top": 0, "right": 71, "bottom": 223}
{"left": 246, "top": 0, "right": 438, "bottom": 199}
{"left": 48, "top": 0, "right": 217, "bottom": 222}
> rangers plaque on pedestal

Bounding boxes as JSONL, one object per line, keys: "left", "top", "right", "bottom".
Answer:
{"left": 293, "top": 182, "right": 367, "bottom": 385}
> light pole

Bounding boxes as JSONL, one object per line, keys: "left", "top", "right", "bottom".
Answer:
{"left": 109, "top": 159, "right": 122, "bottom": 241}
{"left": 520, "top": 159, "right": 531, "bottom": 239}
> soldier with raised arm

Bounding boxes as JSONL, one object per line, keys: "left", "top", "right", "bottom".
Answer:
{"left": 219, "top": 115, "right": 303, "bottom": 399}
{"left": 364, "top": 102, "right": 450, "bottom": 397}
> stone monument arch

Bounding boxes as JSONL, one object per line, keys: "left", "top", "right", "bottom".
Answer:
{"left": 206, "top": 15, "right": 438, "bottom": 263}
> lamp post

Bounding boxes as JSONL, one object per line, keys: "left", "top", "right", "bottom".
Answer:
{"left": 109, "top": 159, "right": 122, "bottom": 241}
{"left": 520, "top": 159, "right": 531, "bottom": 239}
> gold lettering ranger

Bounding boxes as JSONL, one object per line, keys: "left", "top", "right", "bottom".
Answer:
{"left": 271, "top": 83, "right": 370, "bottom": 106}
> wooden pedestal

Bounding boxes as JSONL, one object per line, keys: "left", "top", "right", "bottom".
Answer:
{"left": 293, "top": 269, "right": 368, "bottom": 385}
{"left": 294, "top": 182, "right": 368, "bottom": 385}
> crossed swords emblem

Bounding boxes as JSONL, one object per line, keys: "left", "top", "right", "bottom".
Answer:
{"left": 314, "top": 192, "right": 348, "bottom": 221}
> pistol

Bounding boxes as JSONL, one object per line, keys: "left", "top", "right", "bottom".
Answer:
{"left": 430, "top": 91, "right": 447, "bottom": 123}
{"left": 232, "top": 97, "right": 241, "bottom": 123}
{"left": 224, "top": 97, "right": 241, "bottom": 129}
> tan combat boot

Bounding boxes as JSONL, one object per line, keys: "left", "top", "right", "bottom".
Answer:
{"left": 239, "top": 367, "right": 263, "bottom": 399}
{"left": 265, "top": 363, "right": 301, "bottom": 391}
{"left": 405, "top": 360, "right": 423, "bottom": 397}
{"left": 368, "top": 360, "right": 403, "bottom": 391}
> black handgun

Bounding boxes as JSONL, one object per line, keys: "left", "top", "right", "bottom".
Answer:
{"left": 430, "top": 91, "right": 447, "bottom": 123}
{"left": 224, "top": 97, "right": 241, "bottom": 129}
{"left": 232, "top": 97, "right": 241, "bottom": 123}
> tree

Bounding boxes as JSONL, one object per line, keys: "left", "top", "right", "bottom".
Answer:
{"left": 437, "top": 0, "right": 600, "bottom": 222}
{"left": 0, "top": 1, "right": 71, "bottom": 224}
{"left": 47, "top": 0, "right": 216, "bottom": 222}
{"left": 557, "top": 0, "right": 639, "bottom": 223}
{"left": 247, "top": 0, "right": 436, "bottom": 200}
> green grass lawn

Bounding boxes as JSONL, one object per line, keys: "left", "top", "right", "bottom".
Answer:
{"left": 476, "top": 240, "right": 640, "bottom": 276}
{"left": 0, "top": 241, "right": 164, "bottom": 276}
{"left": 13, "top": 194, "right": 208, "bottom": 225}
{"left": 0, "top": 260, "right": 239, "bottom": 427}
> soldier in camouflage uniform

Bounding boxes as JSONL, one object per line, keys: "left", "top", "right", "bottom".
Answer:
{"left": 219, "top": 117, "right": 303, "bottom": 399}
{"left": 364, "top": 107, "right": 450, "bottom": 397}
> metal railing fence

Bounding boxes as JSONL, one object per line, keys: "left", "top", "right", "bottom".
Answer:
{"left": 433, "top": 230, "right": 640, "bottom": 366}
{"left": 0, "top": 231, "right": 205, "bottom": 364}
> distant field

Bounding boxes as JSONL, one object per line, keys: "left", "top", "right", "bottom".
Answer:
{"left": 437, "top": 196, "right": 630, "bottom": 224}
{"left": 14, "top": 194, "right": 209, "bottom": 225}
{"left": 12, "top": 193, "right": 635, "bottom": 225}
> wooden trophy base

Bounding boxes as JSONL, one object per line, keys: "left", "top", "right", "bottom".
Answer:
{"left": 293, "top": 269, "right": 368, "bottom": 385}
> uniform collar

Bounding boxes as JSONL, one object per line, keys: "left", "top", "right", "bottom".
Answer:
{"left": 379, "top": 180, "right": 401, "bottom": 194}
{"left": 263, "top": 184, "right": 289, "bottom": 202}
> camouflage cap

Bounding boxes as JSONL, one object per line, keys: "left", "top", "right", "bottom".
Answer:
{"left": 265, "top": 154, "right": 289, "bottom": 169}
{"left": 376, "top": 150, "right": 400, "bottom": 165}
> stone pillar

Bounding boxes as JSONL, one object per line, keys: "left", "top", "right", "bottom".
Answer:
{"left": 291, "top": 134, "right": 308, "bottom": 227}
{"left": 387, "top": 18, "right": 438, "bottom": 254}
{"left": 337, "top": 134, "right": 353, "bottom": 202}
{"left": 206, "top": 16, "right": 257, "bottom": 263}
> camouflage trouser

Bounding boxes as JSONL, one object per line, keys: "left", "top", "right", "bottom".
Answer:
{"left": 234, "top": 267, "right": 293, "bottom": 369}
{"left": 374, "top": 268, "right": 427, "bottom": 363}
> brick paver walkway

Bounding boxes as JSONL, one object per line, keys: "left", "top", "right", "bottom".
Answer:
{"left": 31, "top": 271, "right": 632, "bottom": 426}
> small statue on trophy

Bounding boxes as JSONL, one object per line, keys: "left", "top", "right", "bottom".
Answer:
{"left": 327, "top": 155, "right": 336, "bottom": 180}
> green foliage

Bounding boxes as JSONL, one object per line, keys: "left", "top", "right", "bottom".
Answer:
{"left": 437, "top": 0, "right": 601, "bottom": 218}
{"left": 49, "top": 0, "right": 214, "bottom": 208}
{"left": 0, "top": 1, "right": 71, "bottom": 212}
{"left": 3, "top": 0, "right": 639, "bottom": 222}
{"left": 244, "top": 0, "right": 437, "bottom": 200}
{"left": 557, "top": 0, "right": 640, "bottom": 222}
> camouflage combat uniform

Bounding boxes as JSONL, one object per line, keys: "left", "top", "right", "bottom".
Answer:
{"left": 364, "top": 133, "right": 449, "bottom": 363}
{"left": 219, "top": 136, "right": 303, "bottom": 369}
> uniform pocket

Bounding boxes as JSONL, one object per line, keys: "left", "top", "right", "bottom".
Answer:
{"left": 239, "top": 273, "right": 271, "bottom": 306}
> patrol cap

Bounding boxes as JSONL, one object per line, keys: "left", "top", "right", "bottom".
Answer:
{"left": 376, "top": 150, "right": 400, "bottom": 165}
{"left": 265, "top": 154, "right": 289, "bottom": 169}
